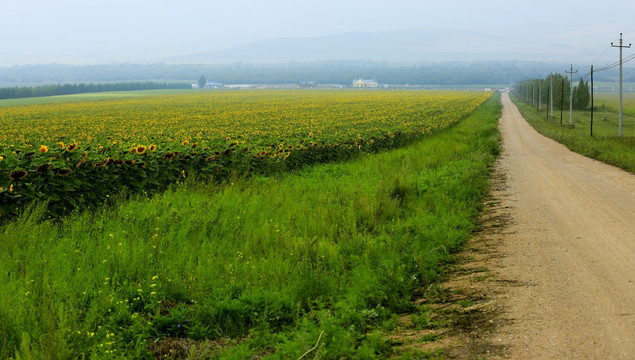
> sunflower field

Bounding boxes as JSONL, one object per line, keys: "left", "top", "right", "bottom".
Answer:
{"left": 0, "top": 90, "right": 491, "bottom": 219}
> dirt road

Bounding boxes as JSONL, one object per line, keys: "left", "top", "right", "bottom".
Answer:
{"left": 483, "top": 93, "right": 635, "bottom": 358}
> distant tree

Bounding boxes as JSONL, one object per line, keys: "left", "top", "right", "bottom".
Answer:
{"left": 573, "top": 78, "right": 590, "bottom": 110}
{"left": 198, "top": 75, "right": 207, "bottom": 89}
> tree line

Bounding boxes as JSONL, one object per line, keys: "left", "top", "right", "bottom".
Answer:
{"left": 4, "top": 61, "right": 620, "bottom": 88}
{"left": 514, "top": 73, "right": 590, "bottom": 110}
{"left": 0, "top": 81, "right": 191, "bottom": 100}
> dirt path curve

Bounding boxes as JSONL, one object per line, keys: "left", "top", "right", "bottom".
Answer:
{"left": 489, "top": 92, "right": 635, "bottom": 358}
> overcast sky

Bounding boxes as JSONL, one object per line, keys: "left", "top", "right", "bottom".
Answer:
{"left": 1, "top": 0, "right": 633, "bottom": 66}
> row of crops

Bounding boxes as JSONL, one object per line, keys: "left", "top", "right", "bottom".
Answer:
{"left": 0, "top": 90, "right": 491, "bottom": 219}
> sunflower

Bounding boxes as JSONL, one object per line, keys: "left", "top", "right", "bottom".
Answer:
{"left": 36, "top": 164, "right": 51, "bottom": 173}
{"left": 9, "top": 169, "right": 27, "bottom": 181}
{"left": 181, "top": 140, "right": 189, "bottom": 146}
{"left": 163, "top": 152, "right": 176, "bottom": 160}
{"left": 66, "top": 143, "right": 77, "bottom": 152}
{"left": 136, "top": 145, "right": 146, "bottom": 154}
{"left": 205, "top": 156, "right": 217, "bottom": 162}
{"left": 39, "top": 145, "right": 49, "bottom": 153}
{"left": 58, "top": 142, "right": 65, "bottom": 149}
{"left": 149, "top": 144, "right": 157, "bottom": 152}
{"left": 57, "top": 169, "right": 72, "bottom": 176}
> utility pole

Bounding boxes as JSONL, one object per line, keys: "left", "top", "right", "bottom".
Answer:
{"left": 538, "top": 79, "right": 541, "bottom": 112}
{"left": 550, "top": 78, "right": 554, "bottom": 118}
{"left": 591, "top": 65, "right": 594, "bottom": 137}
{"left": 611, "top": 33, "right": 631, "bottom": 137}
{"left": 565, "top": 64, "right": 577, "bottom": 126}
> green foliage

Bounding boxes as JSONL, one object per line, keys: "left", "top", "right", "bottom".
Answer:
{"left": 0, "top": 94, "right": 501, "bottom": 358}
{"left": 197, "top": 75, "right": 207, "bottom": 89}
{"left": 0, "top": 81, "right": 191, "bottom": 100}
{"left": 573, "top": 78, "right": 590, "bottom": 110}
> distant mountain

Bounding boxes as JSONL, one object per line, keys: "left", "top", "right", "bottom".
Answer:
{"left": 167, "top": 29, "right": 582, "bottom": 63}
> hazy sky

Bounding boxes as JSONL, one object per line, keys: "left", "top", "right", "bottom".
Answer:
{"left": 1, "top": 0, "right": 633, "bottom": 66}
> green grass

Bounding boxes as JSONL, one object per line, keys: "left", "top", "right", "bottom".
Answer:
{"left": 0, "top": 93, "right": 501, "bottom": 359}
{"left": 510, "top": 94, "right": 635, "bottom": 173}
{"left": 594, "top": 92, "right": 635, "bottom": 117}
{"left": 0, "top": 89, "right": 194, "bottom": 107}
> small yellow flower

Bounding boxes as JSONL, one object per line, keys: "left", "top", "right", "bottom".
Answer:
{"left": 39, "top": 145, "right": 48, "bottom": 153}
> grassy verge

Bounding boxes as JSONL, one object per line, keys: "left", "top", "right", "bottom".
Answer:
{"left": 509, "top": 94, "right": 635, "bottom": 173}
{"left": 0, "top": 93, "right": 501, "bottom": 359}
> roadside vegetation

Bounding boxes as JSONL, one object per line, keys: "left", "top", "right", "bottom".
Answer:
{"left": 0, "top": 93, "right": 501, "bottom": 359}
{"left": 510, "top": 93, "right": 635, "bottom": 173}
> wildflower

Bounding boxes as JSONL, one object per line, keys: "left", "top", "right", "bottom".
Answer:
{"left": 39, "top": 145, "right": 48, "bottom": 153}
{"left": 9, "top": 169, "right": 27, "bottom": 181}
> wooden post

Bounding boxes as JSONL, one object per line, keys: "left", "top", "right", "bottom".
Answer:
{"left": 591, "top": 65, "right": 594, "bottom": 137}
{"left": 560, "top": 78, "right": 564, "bottom": 125}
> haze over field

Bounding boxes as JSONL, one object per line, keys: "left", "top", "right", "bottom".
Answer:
{"left": 1, "top": 0, "right": 633, "bottom": 67}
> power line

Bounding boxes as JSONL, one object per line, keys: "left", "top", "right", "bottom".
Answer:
{"left": 578, "top": 53, "right": 635, "bottom": 79}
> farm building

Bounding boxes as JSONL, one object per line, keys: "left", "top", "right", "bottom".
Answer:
{"left": 352, "top": 79, "right": 378, "bottom": 88}
{"left": 300, "top": 81, "right": 317, "bottom": 88}
{"left": 204, "top": 81, "right": 224, "bottom": 89}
